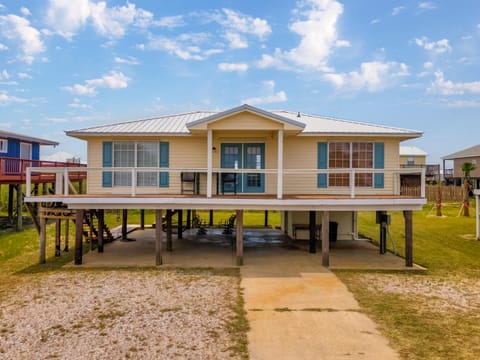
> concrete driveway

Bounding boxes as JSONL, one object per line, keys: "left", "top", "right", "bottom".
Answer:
{"left": 241, "top": 249, "right": 399, "bottom": 360}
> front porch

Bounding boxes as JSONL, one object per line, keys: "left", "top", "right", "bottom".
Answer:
{"left": 66, "top": 227, "right": 425, "bottom": 271}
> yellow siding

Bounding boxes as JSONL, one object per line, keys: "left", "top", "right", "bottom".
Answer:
{"left": 208, "top": 112, "right": 283, "bottom": 131}
{"left": 399, "top": 155, "right": 426, "bottom": 166}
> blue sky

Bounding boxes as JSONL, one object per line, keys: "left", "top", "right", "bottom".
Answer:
{"left": 0, "top": 0, "right": 479, "bottom": 165}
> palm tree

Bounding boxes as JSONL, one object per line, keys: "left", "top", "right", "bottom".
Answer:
{"left": 461, "top": 162, "right": 476, "bottom": 217}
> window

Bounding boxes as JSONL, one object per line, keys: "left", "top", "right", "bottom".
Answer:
{"left": 325, "top": 142, "right": 375, "bottom": 187}
{"left": 0, "top": 139, "right": 7, "bottom": 153}
{"left": 407, "top": 157, "right": 415, "bottom": 166}
{"left": 107, "top": 141, "right": 166, "bottom": 187}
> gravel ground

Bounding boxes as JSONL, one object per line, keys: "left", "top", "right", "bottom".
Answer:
{"left": 0, "top": 270, "right": 241, "bottom": 360}
{"left": 355, "top": 274, "right": 480, "bottom": 315}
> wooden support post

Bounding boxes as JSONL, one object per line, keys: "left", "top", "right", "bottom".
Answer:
{"left": 177, "top": 210, "right": 183, "bottom": 239}
{"left": 64, "top": 219, "right": 70, "bottom": 252}
{"left": 121, "top": 209, "right": 135, "bottom": 242}
{"left": 75, "top": 209, "right": 84, "bottom": 265}
{"left": 322, "top": 211, "right": 330, "bottom": 267}
{"left": 39, "top": 215, "right": 46, "bottom": 264}
{"left": 16, "top": 184, "right": 23, "bottom": 231}
{"left": 42, "top": 183, "right": 47, "bottom": 195}
{"left": 78, "top": 180, "right": 83, "bottom": 194}
{"left": 88, "top": 211, "right": 94, "bottom": 250}
{"left": 55, "top": 219, "right": 61, "bottom": 256}
{"left": 140, "top": 209, "right": 145, "bottom": 230}
{"left": 8, "top": 184, "right": 14, "bottom": 222}
{"left": 155, "top": 209, "right": 163, "bottom": 265}
{"left": 236, "top": 210, "right": 244, "bottom": 266}
{"left": 98, "top": 209, "right": 104, "bottom": 253}
{"left": 264, "top": 210, "right": 269, "bottom": 227}
{"left": 404, "top": 210, "right": 413, "bottom": 267}
{"left": 309, "top": 211, "right": 316, "bottom": 254}
{"left": 166, "top": 210, "right": 173, "bottom": 251}
{"left": 209, "top": 210, "right": 214, "bottom": 226}
{"left": 186, "top": 210, "right": 191, "bottom": 229}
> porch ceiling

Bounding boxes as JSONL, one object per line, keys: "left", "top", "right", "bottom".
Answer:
{"left": 25, "top": 194, "right": 426, "bottom": 211}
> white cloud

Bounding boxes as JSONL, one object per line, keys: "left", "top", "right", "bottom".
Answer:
{"left": 243, "top": 91, "right": 287, "bottom": 106}
{"left": 0, "top": 14, "right": 45, "bottom": 63}
{"left": 218, "top": 62, "right": 248, "bottom": 72}
{"left": 0, "top": 69, "right": 9, "bottom": 79}
{"left": 444, "top": 100, "right": 480, "bottom": 108}
{"left": 20, "top": 7, "right": 31, "bottom": 16}
{"left": 47, "top": 117, "right": 69, "bottom": 123}
{"left": 257, "top": 0, "right": 345, "bottom": 71}
{"left": 418, "top": 2, "right": 436, "bottom": 10}
{"left": 221, "top": 8, "right": 271, "bottom": 39}
{"left": 114, "top": 56, "right": 139, "bottom": 65}
{"left": 0, "top": 90, "right": 26, "bottom": 105}
{"left": 392, "top": 6, "right": 406, "bottom": 16}
{"left": 242, "top": 80, "right": 287, "bottom": 105}
{"left": 415, "top": 37, "right": 451, "bottom": 54}
{"left": 223, "top": 31, "right": 248, "bottom": 49}
{"left": 63, "top": 71, "right": 130, "bottom": 96}
{"left": 424, "top": 61, "right": 434, "bottom": 69}
{"left": 154, "top": 15, "right": 185, "bottom": 28}
{"left": 428, "top": 71, "right": 480, "bottom": 95}
{"left": 46, "top": 0, "right": 153, "bottom": 39}
{"left": 370, "top": 19, "right": 380, "bottom": 25}
{"left": 18, "top": 72, "right": 32, "bottom": 79}
{"left": 324, "top": 61, "right": 410, "bottom": 92}
{"left": 0, "top": 43, "right": 7, "bottom": 50}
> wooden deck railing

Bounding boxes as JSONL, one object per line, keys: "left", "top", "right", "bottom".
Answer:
{"left": 0, "top": 156, "right": 86, "bottom": 184}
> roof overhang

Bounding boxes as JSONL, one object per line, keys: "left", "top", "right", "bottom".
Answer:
{"left": 0, "top": 130, "right": 58, "bottom": 146}
{"left": 186, "top": 104, "right": 305, "bottom": 132}
{"left": 25, "top": 195, "right": 426, "bottom": 211}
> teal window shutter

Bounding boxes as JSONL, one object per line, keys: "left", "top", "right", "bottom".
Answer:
{"left": 102, "top": 141, "right": 113, "bottom": 187}
{"left": 159, "top": 141, "right": 169, "bottom": 187}
{"left": 317, "top": 142, "right": 328, "bottom": 188}
{"left": 374, "top": 142, "right": 384, "bottom": 189}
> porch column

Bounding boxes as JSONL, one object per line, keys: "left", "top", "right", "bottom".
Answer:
{"left": 309, "top": 211, "right": 316, "bottom": 253}
{"left": 140, "top": 209, "right": 145, "bottom": 230}
{"left": 55, "top": 219, "right": 61, "bottom": 256}
{"left": 74, "top": 209, "right": 84, "bottom": 265}
{"left": 321, "top": 211, "right": 330, "bottom": 267}
{"left": 177, "top": 210, "right": 183, "bottom": 239}
{"left": 207, "top": 129, "right": 213, "bottom": 198}
{"left": 166, "top": 209, "right": 173, "bottom": 251}
{"left": 236, "top": 210, "right": 244, "bottom": 266}
{"left": 16, "top": 184, "right": 23, "bottom": 231}
{"left": 404, "top": 210, "right": 413, "bottom": 267}
{"left": 39, "top": 215, "right": 46, "bottom": 264}
{"left": 98, "top": 209, "right": 104, "bottom": 253}
{"left": 277, "top": 129, "right": 284, "bottom": 199}
{"left": 155, "top": 209, "right": 163, "bottom": 265}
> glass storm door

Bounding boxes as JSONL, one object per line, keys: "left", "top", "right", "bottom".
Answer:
{"left": 243, "top": 143, "right": 265, "bottom": 193}
{"left": 220, "top": 143, "right": 242, "bottom": 193}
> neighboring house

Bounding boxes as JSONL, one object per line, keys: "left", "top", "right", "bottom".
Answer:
{"left": 26, "top": 104, "right": 426, "bottom": 266}
{"left": 399, "top": 146, "right": 427, "bottom": 167}
{"left": 442, "top": 144, "right": 480, "bottom": 188}
{"left": 0, "top": 129, "right": 58, "bottom": 162}
{"left": 399, "top": 146, "right": 430, "bottom": 190}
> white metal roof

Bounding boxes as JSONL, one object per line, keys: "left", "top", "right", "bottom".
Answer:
{"left": 66, "top": 106, "right": 422, "bottom": 138}
{"left": 0, "top": 129, "right": 59, "bottom": 146}
{"left": 399, "top": 146, "right": 428, "bottom": 157}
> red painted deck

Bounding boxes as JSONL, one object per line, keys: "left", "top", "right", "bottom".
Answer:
{"left": 0, "top": 157, "right": 86, "bottom": 185}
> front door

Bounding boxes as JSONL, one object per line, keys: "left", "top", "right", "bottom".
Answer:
{"left": 243, "top": 143, "right": 265, "bottom": 193}
{"left": 220, "top": 143, "right": 265, "bottom": 193}
{"left": 20, "top": 142, "right": 32, "bottom": 160}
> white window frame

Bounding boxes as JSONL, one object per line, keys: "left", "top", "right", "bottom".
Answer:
{"left": 0, "top": 139, "right": 7, "bottom": 153}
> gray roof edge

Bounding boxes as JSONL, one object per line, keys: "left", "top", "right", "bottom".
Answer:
{"left": 442, "top": 144, "right": 480, "bottom": 160}
{"left": 186, "top": 104, "right": 306, "bottom": 129}
{"left": 0, "top": 130, "right": 58, "bottom": 146}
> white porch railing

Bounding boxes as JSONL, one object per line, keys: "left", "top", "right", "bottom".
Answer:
{"left": 25, "top": 166, "right": 426, "bottom": 199}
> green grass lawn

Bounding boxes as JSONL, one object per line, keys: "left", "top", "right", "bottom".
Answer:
{"left": 335, "top": 202, "right": 480, "bottom": 360}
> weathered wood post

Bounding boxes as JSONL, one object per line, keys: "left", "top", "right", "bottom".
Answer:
{"left": 264, "top": 210, "right": 269, "bottom": 227}
{"left": 39, "top": 214, "right": 46, "bottom": 264}
{"left": 16, "top": 184, "right": 23, "bottom": 231}
{"left": 309, "top": 211, "right": 316, "bottom": 254}
{"left": 177, "top": 209, "right": 183, "bottom": 239}
{"left": 140, "top": 209, "right": 145, "bottom": 230}
{"left": 97, "top": 209, "right": 104, "bottom": 253}
{"left": 74, "top": 209, "right": 84, "bottom": 265}
{"left": 64, "top": 219, "right": 70, "bottom": 252}
{"left": 209, "top": 210, "right": 214, "bottom": 226}
{"left": 235, "top": 210, "right": 244, "bottom": 266}
{"left": 166, "top": 209, "right": 173, "bottom": 251}
{"left": 55, "top": 219, "right": 61, "bottom": 256}
{"left": 404, "top": 210, "right": 413, "bottom": 267}
{"left": 322, "top": 211, "right": 330, "bottom": 267}
{"left": 155, "top": 209, "right": 163, "bottom": 265}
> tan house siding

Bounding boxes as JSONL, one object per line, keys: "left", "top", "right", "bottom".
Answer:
{"left": 453, "top": 157, "right": 480, "bottom": 178}
{"left": 400, "top": 155, "right": 426, "bottom": 166}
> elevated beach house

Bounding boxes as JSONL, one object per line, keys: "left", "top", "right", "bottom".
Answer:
{"left": 25, "top": 104, "right": 426, "bottom": 266}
